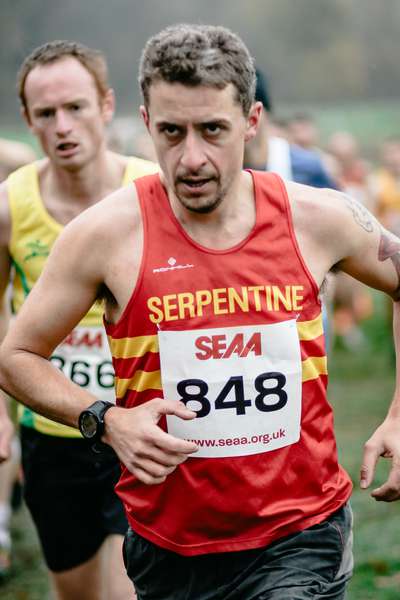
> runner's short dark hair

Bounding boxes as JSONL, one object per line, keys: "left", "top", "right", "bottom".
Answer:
{"left": 139, "top": 24, "right": 256, "bottom": 115}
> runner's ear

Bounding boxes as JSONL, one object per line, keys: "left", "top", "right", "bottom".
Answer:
{"left": 101, "top": 88, "right": 115, "bottom": 124}
{"left": 140, "top": 106, "right": 150, "bottom": 131}
{"left": 244, "top": 102, "right": 263, "bottom": 143}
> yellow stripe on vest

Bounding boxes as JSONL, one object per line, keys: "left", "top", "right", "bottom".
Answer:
{"left": 115, "top": 370, "right": 162, "bottom": 398}
{"left": 108, "top": 334, "right": 158, "bottom": 359}
{"left": 297, "top": 314, "right": 324, "bottom": 341}
{"left": 301, "top": 356, "right": 327, "bottom": 382}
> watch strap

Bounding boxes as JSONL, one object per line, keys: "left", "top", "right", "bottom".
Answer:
{"left": 78, "top": 400, "right": 115, "bottom": 440}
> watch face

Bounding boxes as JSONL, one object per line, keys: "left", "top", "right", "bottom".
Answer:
{"left": 81, "top": 413, "right": 98, "bottom": 438}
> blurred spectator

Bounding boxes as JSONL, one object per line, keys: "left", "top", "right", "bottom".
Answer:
{"left": 0, "top": 437, "right": 20, "bottom": 579}
{"left": 370, "top": 136, "right": 400, "bottom": 236}
{"left": 254, "top": 68, "right": 272, "bottom": 113}
{"left": 288, "top": 113, "right": 341, "bottom": 188}
{"left": 287, "top": 113, "right": 320, "bottom": 150}
{"left": 107, "top": 116, "right": 157, "bottom": 162}
{"left": 332, "top": 272, "right": 373, "bottom": 349}
{"left": 244, "top": 69, "right": 338, "bottom": 189}
{"left": 367, "top": 136, "right": 400, "bottom": 343}
{"left": 328, "top": 131, "right": 374, "bottom": 210}
{"left": 327, "top": 131, "right": 374, "bottom": 348}
{"left": 269, "top": 117, "right": 290, "bottom": 140}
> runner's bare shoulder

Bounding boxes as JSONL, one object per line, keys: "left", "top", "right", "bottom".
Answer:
{"left": 284, "top": 180, "right": 363, "bottom": 264}
{"left": 44, "top": 180, "right": 142, "bottom": 292}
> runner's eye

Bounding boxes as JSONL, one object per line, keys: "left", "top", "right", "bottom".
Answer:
{"left": 204, "top": 123, "right": 222, "bottom": 136}
{"left": 161, "top": 125, "right": 182, "bottom": 139}
{"left": 37, "top": 109, "right": 55, "bottom": 119}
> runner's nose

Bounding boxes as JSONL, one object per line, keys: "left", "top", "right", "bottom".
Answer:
{"left": 55, "top": 109, "right": 73, "bottom": 137}
{"left": 180, "top": 131, "right": 207, "bottom": 172}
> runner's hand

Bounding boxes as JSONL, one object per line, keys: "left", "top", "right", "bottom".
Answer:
{"left": 0, "top": 411, "right": 14, "bottom": 462}
{"left": 360, "top": 416, "right": 400, "bottom": 501}
{"left": 102, "top": 399, "right": 198, "bottom": 485}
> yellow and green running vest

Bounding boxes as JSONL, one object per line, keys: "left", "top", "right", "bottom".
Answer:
{"left": 7, "top": 157, "right": 157, "bottom": 437}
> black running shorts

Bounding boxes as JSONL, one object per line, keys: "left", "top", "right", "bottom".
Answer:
{"left": 21, "top": 425, "right": 128, "bottom": 572}
{"left": 123, "top": 504, "right": 353, "bottom": 600}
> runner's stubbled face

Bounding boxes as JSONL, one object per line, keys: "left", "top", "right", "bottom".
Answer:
{"left": 142, "top": 82, "right": 259, "bottom": 215}
{"left": 23, "top": 57, "right": 113, "bottom": 171}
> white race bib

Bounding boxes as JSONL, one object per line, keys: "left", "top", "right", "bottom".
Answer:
{"left": 50, "top": 326, "right": 115, "bottom": 403}
{"left": 158, "top": 319, "right": 302, "bottom": 457}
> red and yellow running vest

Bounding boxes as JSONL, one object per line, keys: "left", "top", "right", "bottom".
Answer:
{"left": 105, "top": 171, "right": 352, "bottom": 555}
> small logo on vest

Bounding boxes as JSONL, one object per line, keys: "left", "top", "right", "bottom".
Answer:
{"left": 24, "top": 240, "right": 50, "bottom": 262}
{"left": 153, "top": 257, "right": 195, "bottom": 273}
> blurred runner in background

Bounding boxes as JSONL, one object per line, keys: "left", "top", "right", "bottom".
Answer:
{"left": 0, "top": 40, "right": 156, "bottom": 599}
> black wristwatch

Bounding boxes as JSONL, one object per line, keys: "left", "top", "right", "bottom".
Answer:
{"left": 78, "top": 400, "right": 115, "bottom": 441}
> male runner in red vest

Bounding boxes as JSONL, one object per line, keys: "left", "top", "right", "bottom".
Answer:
{"left": 1, "top": 25, "right": 400, "bottom": 600}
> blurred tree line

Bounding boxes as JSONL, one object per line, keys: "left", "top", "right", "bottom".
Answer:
{"left": 1, "top": 0, "right": 400, "bottom": 122}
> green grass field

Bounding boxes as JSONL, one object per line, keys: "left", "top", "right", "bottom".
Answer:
{"left": 331, "top": 344, "right": 400, "bottom": 599}
{"left": 1, "top": 304, "right": 400, "bottom": 598}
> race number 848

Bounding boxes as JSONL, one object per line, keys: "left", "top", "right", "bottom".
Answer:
{"left": 177, "top": 372, "right": 287, "bottom": 418}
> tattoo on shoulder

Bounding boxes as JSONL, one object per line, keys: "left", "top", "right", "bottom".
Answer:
{"left": 344, "top": 195, "right": 374, "bottom": 233}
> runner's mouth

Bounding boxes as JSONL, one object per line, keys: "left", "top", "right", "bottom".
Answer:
{"left": 57, "top": 142, "right": 78, "bottom": 152}
{"left": 179, "top": 178, "right": 213, "bottom": 188}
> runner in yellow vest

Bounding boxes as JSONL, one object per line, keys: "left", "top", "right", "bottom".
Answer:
{"left": 0, "top": 41, "right": 156, "bottom": 599}
{"left": 9, "top": 158, "right": 153, "bottom": 438}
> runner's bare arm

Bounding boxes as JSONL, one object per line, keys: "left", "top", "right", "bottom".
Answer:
{"left": 0, "top": 183, "right": 14, "bottom": 461}
{"left": 291, "top": 184, "right": 400, "bottom": 502}
{"left": 0, "top": 200, "right": 106, "bottom": 427}
{"left": 0, "top": 185, "right": 197, "bottom": 483}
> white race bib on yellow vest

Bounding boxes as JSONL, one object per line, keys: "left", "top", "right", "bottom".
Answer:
{"left": 158, "top": 319, "right": 302, "bottom": 458}
{"left": 51, "top": 326, "right": 115, "bottom": 403}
